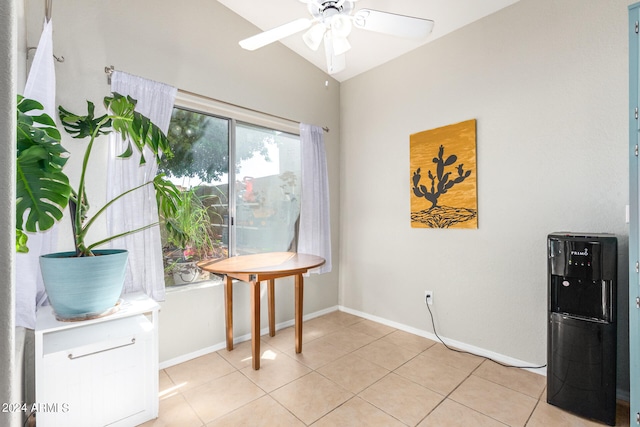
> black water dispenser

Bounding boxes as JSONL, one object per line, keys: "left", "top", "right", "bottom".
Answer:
{"left": 547, "top": 233, "right": 617, "bottom": 425}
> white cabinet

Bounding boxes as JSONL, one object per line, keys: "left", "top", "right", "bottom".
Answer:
{"left": 35, "top": 292, "right": 159, "bottom": 427}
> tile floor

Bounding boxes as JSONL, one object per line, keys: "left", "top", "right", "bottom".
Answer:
{"left": 140, "top": 310, "right": 630, "bottom": 426}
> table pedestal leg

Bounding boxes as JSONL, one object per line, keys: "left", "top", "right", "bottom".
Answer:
{"left": 224, "top": 275, "right": 233, "bottom": 351}
{"left": 295, "top": 274, "right": 303, "bottom": 353}
{"left": 251, "top": 279, "right": 261, "bottom": 370}
{"left": 268, "top": 279, "right": 275, "bottom": 337}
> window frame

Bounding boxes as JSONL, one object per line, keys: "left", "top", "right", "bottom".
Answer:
{"left": 163, "top": 92, "right": 301, "bottom": 291}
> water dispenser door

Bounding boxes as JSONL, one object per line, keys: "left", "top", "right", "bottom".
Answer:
{"left": 547, "top": 313, "right": 616, "bottom": 425}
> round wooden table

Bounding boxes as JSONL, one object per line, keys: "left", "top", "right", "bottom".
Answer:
{"left": 198, "top": 252, "right": 325, "bottom": 370}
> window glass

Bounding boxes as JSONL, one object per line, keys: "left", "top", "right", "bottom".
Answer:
{"left": 158, "top": 108, "right": 300, "bottom": 287}
{"left": 235, "top": 123, "right": 301, "bottom": 255}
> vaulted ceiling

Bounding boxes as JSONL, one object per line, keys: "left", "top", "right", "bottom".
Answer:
{"left": 217, "top": 0, "right": 521, "bottom": 82}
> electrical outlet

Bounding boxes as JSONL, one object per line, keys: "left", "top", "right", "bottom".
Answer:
{"left": 425, "top": 291, "right": 433, "bottom": 305}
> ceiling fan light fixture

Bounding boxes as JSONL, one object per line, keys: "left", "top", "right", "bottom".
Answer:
{"left": 330, "top": 14, "right": 352, "bottom": 38}
{"left": 331, "top": 35, "right": 351, "bottom": 56}
{"left": 303, "top": 23, "right": 326, "bottom": 51}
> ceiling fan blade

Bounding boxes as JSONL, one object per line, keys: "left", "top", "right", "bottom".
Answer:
{"left": 324, "top": 32, "right": 346, "bottom": 74}
{"left": 327, "top": 53, "right": 346, "bottom": 74}
{"left": 239, "top": 18, "right": 312, "bottom": 51}
{"left": 353, "top": 9, "right": 434, "bottom": 39}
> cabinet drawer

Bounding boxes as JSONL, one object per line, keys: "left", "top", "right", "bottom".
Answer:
{"left": 36, "top": 315, "right": 154, "bottom": 426}
{"left": 42, "top": 314, "right": 153, "bottom": 358}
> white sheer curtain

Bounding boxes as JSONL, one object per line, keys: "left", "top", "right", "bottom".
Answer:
{"left": 16, "top": 18, "right": 56, "bottom": 328}
{"left": 108, "top": 71, "right": 177, "bottom": 300}
{"left": 298, "top": 123, "right": 332, "bottom": 274}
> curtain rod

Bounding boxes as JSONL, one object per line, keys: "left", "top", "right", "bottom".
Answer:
{"left": 45, "top": 0, "right": 52, "bottom": 22}
{"left": 27, "top": 47, "right": 64, "bottom": 62}
{"left": 104, "top": 66, "right": 329, "bottom": 133}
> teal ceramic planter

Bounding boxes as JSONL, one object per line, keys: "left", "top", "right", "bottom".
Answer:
{"left": 40, "top": 249, "right": 128, "bottom": 320}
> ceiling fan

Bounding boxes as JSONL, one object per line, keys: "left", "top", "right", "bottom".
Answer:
{"left": 239, "top": 0, "right": 435, "bottom": 75}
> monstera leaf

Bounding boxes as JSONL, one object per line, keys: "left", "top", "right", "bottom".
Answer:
{"left": 58, "top": 101, "right": 111, "bottom": 140}
{"left": 15, "top": 96, "right": 71, "bottom": 253}
{"left": 105, "top": 93, "right": 172, "bottom": 165}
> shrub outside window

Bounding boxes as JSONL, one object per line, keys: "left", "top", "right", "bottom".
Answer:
{"left": 159, "top": 107, "right": 301, "bottom": 287}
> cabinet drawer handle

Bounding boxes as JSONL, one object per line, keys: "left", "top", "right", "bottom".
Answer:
{"left": 67, "top": 338, "right": 136, "bottom": 360}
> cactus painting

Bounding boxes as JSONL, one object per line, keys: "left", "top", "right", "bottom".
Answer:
{"left": 410, "top": 119, "right": 477, "bottom": 228}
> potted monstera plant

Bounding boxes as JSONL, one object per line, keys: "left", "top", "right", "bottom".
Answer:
{"left": 16, "top": 93, "right": 182, "bottom": 320}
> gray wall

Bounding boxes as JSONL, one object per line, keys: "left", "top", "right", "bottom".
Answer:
{"left": 23, "top": 0, "right": 341, "bottom": 364}
{"left": 340, "top": 0, "right": 630, "bottom": 394}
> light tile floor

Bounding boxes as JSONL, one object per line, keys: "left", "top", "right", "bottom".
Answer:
{"left": 140, "top": 310, "right": 630, "bottom": 426}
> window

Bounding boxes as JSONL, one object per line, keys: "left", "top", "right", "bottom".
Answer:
{"left": 158, "top": 101, "right": 301, "bottom": 287}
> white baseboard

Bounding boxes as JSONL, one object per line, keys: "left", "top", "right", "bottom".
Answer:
{"left": 159, "top": 305, "right": 339, "bottom": 370}
{"left": 338, "top": 305, "right": 547, "bottom": 376}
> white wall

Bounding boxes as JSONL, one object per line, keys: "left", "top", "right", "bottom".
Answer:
{"left": 340, "top": 0, "right": 630, "bottom": 391}
{"left": 24, "top": 0, "right": 341, "bottom": 363}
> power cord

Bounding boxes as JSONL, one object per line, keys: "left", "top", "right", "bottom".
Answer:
{"left": 425, "top": 301, "right": 547, "bottom": 370}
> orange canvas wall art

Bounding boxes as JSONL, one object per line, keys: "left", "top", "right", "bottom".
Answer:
{"left": 410, "top": 119, "right": 477, "bottom": 229}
